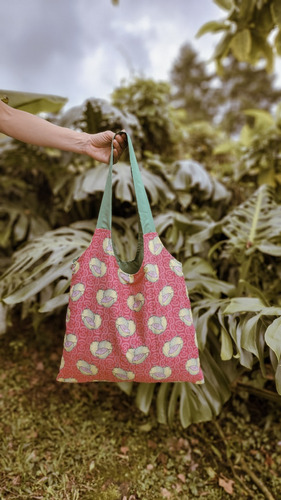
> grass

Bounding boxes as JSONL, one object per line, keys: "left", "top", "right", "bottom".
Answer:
{"left": 0, "top": 315, "right": 281, "bottom": 500}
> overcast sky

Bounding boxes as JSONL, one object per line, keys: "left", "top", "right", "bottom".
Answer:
{"left": 2, "top": 0, "right": 281, "bottom": 110}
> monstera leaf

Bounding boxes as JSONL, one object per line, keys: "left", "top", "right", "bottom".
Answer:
{"left": 221, "top": 185, "right": 281, "bottom": 256}
{"left": 0, "top": 224, "right": 93, "bottom": 306}
{"left": 58, "top": 97, "right": 141, "bottom": 138}
{"left": 0, "top": 217, "right": 139, "bottom": 309}
{"left": 123, "top": 347, "right": 235, "bottom": 428}
{"left": 171, "top": 160, "right": 230, "bottom": 202}
{"left": 0, "top": 200, "right": 50, "bottom": 251}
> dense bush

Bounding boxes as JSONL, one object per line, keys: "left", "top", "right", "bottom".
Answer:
{"left": 1, "top": 76, "right": 281, "bottom": 427}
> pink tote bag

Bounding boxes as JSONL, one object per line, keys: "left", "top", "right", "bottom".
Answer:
{"left": 57, "top": 132, "right": 204, "bottom": 384}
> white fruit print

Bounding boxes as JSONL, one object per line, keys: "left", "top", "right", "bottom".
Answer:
{"left": 60, "top": 356, "right": 65, "bottom": 370}
{"left": 90, "top": 340, "right": 112, "bottom": 359}
{"left": 147, "top": 316, "right": 167, "bottom": 334}
{"left": 118, "top": 268, "right": 134, "bottom": 285}
{"left": 125, "top": 345, "right": 150, "bottom": 364}
{"left": 162, "top": 336, "right": 184, "bottom": 357}
{"left": 149, "top": 366, "right": 172, "bottom": 380}
{"left": 179, "top": 308, "right": 193, "bottom": 326}
{"left": 64, "top": 333, "right": 77, "bottom": 352}
{"left": 102, "top": 237, "right": 114, "bottom": 256}
{"left": 71, "top": 260, "right": 80, "bottom": 274}
{"left": 81, "top": 309, "right": 102, "bottom": 330}
{"left": 66, "top": 307, "right": 70, "bottom": 323}
{"left": 112, "top": 368, "right": 135, "bottom": 381}
{"left": 116, "top": 317, "right": 136, "bottom": 337}
{"left": 89, "top": 257, "right": 107, "bottom": 278}
{"left": 144, "top": 263, "right": 159, "bottom": 283}
{"left": 77, "top": 360, "right": 98, "bottom": 375}
{"left": 158, "top": 286, "right": 174, "bottom": 306}
{"left": 185, "top": 358, "right": 200, "bottom": 375}
{"left": 96, "top": 289, "right": 117, "bottom": 308}
{"left": 148, "top": 236, "right": 163, "bottom": 255}
{"left": 127, "top": 293, "right": 145, "bottom": 312}
{"left": 169, "top": 258, "right": 183, "bottom": 276}
{"left": 70, "top": 283, "right": 85, "bottom": 302}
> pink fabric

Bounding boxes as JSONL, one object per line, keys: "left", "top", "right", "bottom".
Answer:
{"left": 57, "top": 229, "right": 204, "bottom": 384}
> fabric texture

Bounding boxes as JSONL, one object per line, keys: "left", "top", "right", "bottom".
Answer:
{"left": 57, "top": 133, "right": 204, "bottom": 384}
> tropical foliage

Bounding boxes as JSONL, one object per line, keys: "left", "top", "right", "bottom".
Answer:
{"left": 198, "top": 0, "right": 281, "bottom": 72}
{"left": 1, "top": 42, "right": 281, "bottom": 428}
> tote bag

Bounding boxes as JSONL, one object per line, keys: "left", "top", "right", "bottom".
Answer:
{"left": 57, "top": 132, "right": 204, "bottom": 384}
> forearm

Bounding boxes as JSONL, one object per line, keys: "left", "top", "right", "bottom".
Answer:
{"left": 0, "top": 100, "right": 89, "bottom": 154}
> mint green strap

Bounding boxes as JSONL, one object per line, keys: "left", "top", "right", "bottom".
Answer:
{"left": 97, "top": 132, "right": 155, "bottom": 234}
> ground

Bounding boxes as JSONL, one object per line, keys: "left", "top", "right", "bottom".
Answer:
{"left": 0, "top": 315, "right": 280, "bottom": 500}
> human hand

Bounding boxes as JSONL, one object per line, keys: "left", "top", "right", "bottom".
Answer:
{"left": 84, "top": 130, "right": 127, "bottom": 164}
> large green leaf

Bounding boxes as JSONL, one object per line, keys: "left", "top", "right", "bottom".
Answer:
{"left": 0, "top": 202, "right": 50, "bottom": 249}
{"left": 0, "top": 89, "right": 67, "bottom": 114}
{"left": 172, "top": 160, "right": 230, "bottom": 202}
{"left": 196, "top": 20, "right": 228, "bottom": 38}
{"left": 81, "top": 165, "right": 109, "bottom": 196}
{"left": 81, "top": 162, "right": 173, "bottom": 208}
{"left": 156, "top": 383, "right": 171, "bottom": 425}
{"left": 58, "top": 97, "right": 140, "bottom": 138}
{"left": 271, "top": 0, "right": 281, "bottom": 28}
{"left": 192, "top": 299, "right": 222, "bottom": 349}
{"left": 240, "top": 314, "right": 262, "bottom": 358}
{"left": 214, "top": 0, "right": 233, "bottom": 10}
{"left": 132, "top": 348, "right": 233, "bottom": 428}
{"left": 183, "top": 257, "right": 234, "bottom": 296}
{"left": 0, "top": 216, "right": 142, "bottom": 309}
{"left": 275, "top": 362, "right": 281, "bottom": 394}
{"left": 222, "top": 297, "right": 266, "bottom": 314}
{"left": 265, "top": 317, "right": 281, "bottom": 361}
{"left": 39, "top": 293, "right": 69, "bottom": 313}
{"left": 243, "top": 108, "right": 274, "bottom": 130}
{"left": 0, "top": 225, "right": 93, "bottom": 305}
{"left": 229, "top": 29, "right": 252, "bottom": 62}
{"left": 221, "top": 185, "right": 281, "bottom": 255}
{"left": 218, "top": 311, "right": 233, "bottom": 360}
{"left": 227, "top": 315, "right": 254, "bottom": 369}
{"left": 135, "top": 383, "right": 156, "bottom": 415}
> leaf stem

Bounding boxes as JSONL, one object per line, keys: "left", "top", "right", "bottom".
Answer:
{"left": 248, "top": 186, "right": 264, "bottom": 245}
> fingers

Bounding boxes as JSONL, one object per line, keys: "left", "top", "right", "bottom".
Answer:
{"left": 112, "top": 132, "right": 127, "bottom": 163}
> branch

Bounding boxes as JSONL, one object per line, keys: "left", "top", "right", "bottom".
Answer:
{"left": 239, "top": 459, "right": 276, "bottom": 500}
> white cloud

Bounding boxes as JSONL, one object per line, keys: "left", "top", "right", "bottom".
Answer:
{"left": 5, "top": 0, "right": 276, "bottom": 111}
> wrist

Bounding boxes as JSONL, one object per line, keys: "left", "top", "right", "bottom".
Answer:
{"left": 69, "top": 131, "right": 89, "bottom": 155}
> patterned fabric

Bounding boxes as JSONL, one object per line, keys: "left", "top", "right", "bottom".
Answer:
{"left": 57, "top": 131, "right": 204, "bottom": 384}
{"left": 57, "top": 229, "right": 204, "bottom": 384}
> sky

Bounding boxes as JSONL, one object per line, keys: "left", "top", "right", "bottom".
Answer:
{"left": 2, "top": 0, "right": 281, "bottom": 111}
{"left": 1, "top": 0, "right": 226, "bottom": 109}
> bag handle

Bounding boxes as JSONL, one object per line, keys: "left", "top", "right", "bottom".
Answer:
{"left": 96, "top": 131, "right": 156, "bottom": 234}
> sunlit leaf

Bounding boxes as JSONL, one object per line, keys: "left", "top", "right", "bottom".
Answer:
{"left": 135, "top": 383, "right": 156, "bottom": 415}
{"left": 229, "top": 29, "right": 252, "bottom": 62}
{"left": 223, "top": 297, "right": 266, "bottom": 314}
{"left": 0, "top": 89, "right": 67, "bottom": 114}
{"left": 196, "top": 20, "right": 228, "bottom": 38}
{"left": 271, "top": 0, "right": 281, "bottom": 28}
{"left": 213, "top": 0, "right": 233, "bottom": 10}
{"left": 265, "top": 317, "right": 281, "bottom": 360}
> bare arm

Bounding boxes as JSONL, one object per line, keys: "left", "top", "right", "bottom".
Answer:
{"left": 0, "top": 99, "right": 126, "bottom": 163}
